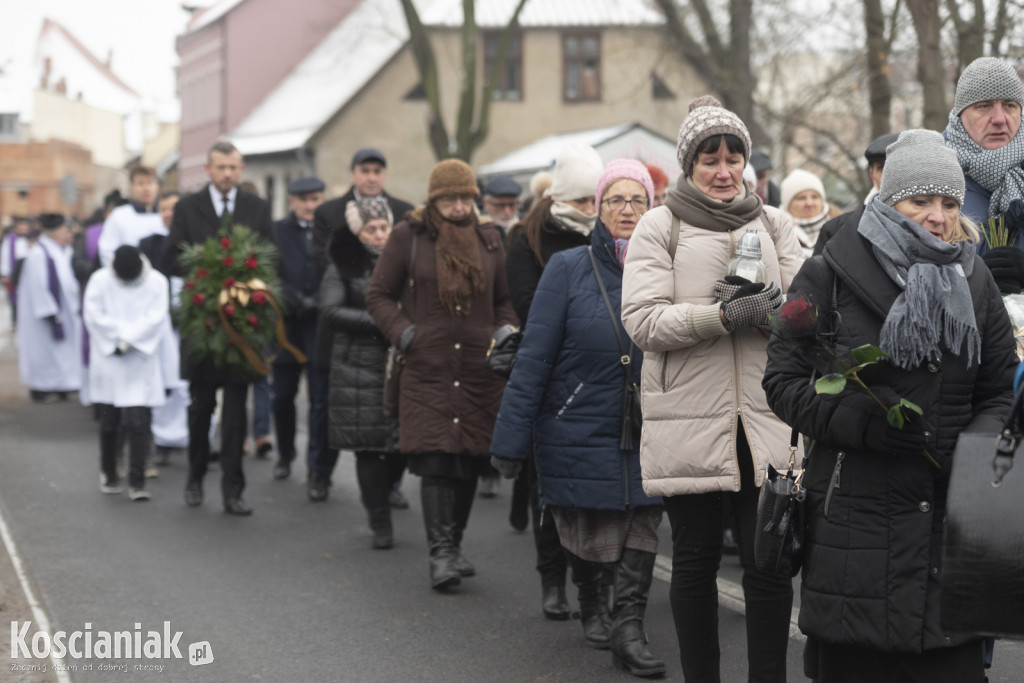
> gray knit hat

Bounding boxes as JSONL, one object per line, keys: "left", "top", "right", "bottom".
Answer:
{"left": 953, "top": 57, "right": 1024, "bottom": 116}
{"left": 877, "top": 130, "right": 965, "bottom": 206}
{"left": 677, "top": 96, "right": 752, "bottom": 176}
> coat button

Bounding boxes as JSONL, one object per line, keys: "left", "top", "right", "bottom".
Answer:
{"left": 931, "top": 566, "right": 939, "bottom": 575}
{"left": 927, "top": 363, "right": 938, "bottom": 373}
{"left": 456, "top": 305, "right": 462, "bottom": 312}
{"left": 454, "top": 343, "right": 461, "bottom": 350}
{"left": 453, "top": 380, "right": 460, "bottom": 387}
{"left": 923, "top": 431, "right": 931, "bottom": 438}
{"left": 919, "top": 501, "right": 931, "bottom": 512}
{"left": 452, "top": 417, "right": 460, "bottom": 424}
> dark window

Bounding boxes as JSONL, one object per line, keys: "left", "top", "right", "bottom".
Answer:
{"left": 0, "top": 113, "right": 18, "bottom": 138}
{"left": 484, "top": 32, "right": 523, "bottom": 101}
{"left": 403, "top": 82, "right": 426, "bottom": 100}
{"left": 265, "top": 175, "right": 275, "bottom": 206}
{"left": 563, "top": 33, "right": 601, "bottom": 102}
{"left": 651, "top": 71, "right": 676, "bottom": 100}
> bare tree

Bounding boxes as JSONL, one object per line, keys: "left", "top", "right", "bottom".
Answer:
{"left": 399, "top": 0, "right": 528, "bottom": 162}
{"left": 864, "top": 0, "right": 903, "bottom": 137}
{"left": 652, "top": 0, "right": 768, "bottom": 145}
{"left": 905, "top": 0, "right": 947, "bottom": 130}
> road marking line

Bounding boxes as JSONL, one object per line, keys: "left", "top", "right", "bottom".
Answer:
{"left": 654, "top": 553, "right": 805, "bottom": 642}
{"left": 0, "top": 499, "right": 73, "bottom": 682}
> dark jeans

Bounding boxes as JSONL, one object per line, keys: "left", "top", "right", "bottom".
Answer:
{"left": 271, "top": 362, "right": 306, "bottom": 460}
{"left": 816, "top": 640, "right": 985, "bottom": 683}
{"left": 307, "top": 366, "right": 339, "bottom": 479}
{"left": 664, "top": 424, "right": 794, "bottom": 683}
{"left": 97, "top": 404, "right": 151, "bottom": 489}
{"left": 189, "top": 381, "right": 248, "bottom": 500}
{"left": 527, "top": 448, "right": 567, "bottom": 588}
{"left": 355, "top": 451, "right": 407, "bottom": 511}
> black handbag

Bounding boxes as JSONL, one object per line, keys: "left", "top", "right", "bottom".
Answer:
{"left": 382, "top": 234, "right": 417, "bottom": 418}
{"left": 941, "top": 385, "right": 1024, "bottom": 637}
{"left": 754, "top": 428, "right": 806, "bottom": 577}
{"left": 587, "top": 246, "right": 642, "bottom": 451}
{"left": 486, "top": 324, "right": 522, "bottom": 378}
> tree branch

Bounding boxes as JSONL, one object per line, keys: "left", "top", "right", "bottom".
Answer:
{"left": 399, "top": 0, "right": 449, "bottom": 159}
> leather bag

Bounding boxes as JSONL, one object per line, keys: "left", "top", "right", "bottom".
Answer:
{"left": 486, "top": 324, "right": 522, "bottom": 378}
{"left": 754, "top": 429, "right": 806, "bottom": 577}
{"left": 941, "top": 385, "right": 1024, "bottom": 637}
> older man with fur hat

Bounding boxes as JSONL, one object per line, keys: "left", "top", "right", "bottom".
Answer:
{"left": 945, "top": 57, "right": 1024, "bottom": 291}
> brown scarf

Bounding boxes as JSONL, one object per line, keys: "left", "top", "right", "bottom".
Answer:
{"left": 664, "top": 174, "right": 763, "bottom": 232}
{"left": 428, "top": 205, "right": 485, "bottom": 315}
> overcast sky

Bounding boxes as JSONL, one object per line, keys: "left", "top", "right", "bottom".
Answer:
{"left": 2, "top": 0, "right": 197, "bottom": 119}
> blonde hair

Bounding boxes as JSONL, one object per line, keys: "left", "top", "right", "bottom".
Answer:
{"left": 949, "top": 213, "right": 980, "bottom": 245}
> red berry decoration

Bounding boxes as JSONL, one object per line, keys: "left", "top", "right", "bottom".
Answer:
{"left": 245, "top": 257, "right": 258, "bottom": 269}
{"left": 222, "top": 256, "right": 234, "bottom": 266}
{"left": 251, "top": 291, "right": 267, "bottom": 305}
{"left": 224, "top": 303, "right": 236, "bottom": 316}
{"left": 192, "top": 293, "right": 206, "bottom": 305}
{"left": 221, "top": 237, "right": 231, "bottom": 248}
{"left": 224, "top": 277, "right": 235, "bottom": 288}
{"left": 247, "top": 314, "right": 259, "bottom": 327}
{"left": 196, "top": 268, "right": 208, "bottom": 278}
{"left": 184, "top": 280, "right": 196, "bottom": 290}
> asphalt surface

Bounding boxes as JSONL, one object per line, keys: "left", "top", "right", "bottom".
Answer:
{"left": 1, "top": 296, "right": 1022, "bottom": 682}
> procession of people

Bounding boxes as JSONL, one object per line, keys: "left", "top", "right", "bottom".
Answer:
{"left": 8, "top": 54, "right": 1024, "bottom": 682}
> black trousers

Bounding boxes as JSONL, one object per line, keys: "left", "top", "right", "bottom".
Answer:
{"left": 815, "top": 640, "right": 985, "bottom": 683}
{"left": 664, "top": 423, "right": 794, "bottom": 683}
{"left": 97, "top": 404, "right": 151, "bottom": 489}
{"left": 271, "top": 362, "right": 307, "bottom": 461}
{"left": 188, "top": 381, "right": 248, "bottom": 500}
{"left": 355, "top": 451, "right": 406, "bottom": 511}
{"left": 527, "top": 448, "right": 567, "bottom": 588}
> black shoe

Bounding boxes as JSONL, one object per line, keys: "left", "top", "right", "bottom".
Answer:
{"left": 273, "top": 459, "right": 291, "bottom": 480}
{"left": 308, "top": 475, "right": 330, "bottom": 502}
{"left": 224, "top": 498, "right": 252, "bottom": 516}
{"left": 542, "top": 585, "right": 571, "bottom": 620}
{"left": 184, "top": 480, "right": 203, "bottom": 507}
{"left": 478, "top": 474, "right": 499, "bottom": 498}
{"left": 256, "top": 440, "right": 273, "bottom": 458}
{"left": 451, "top": 550, "right": 475, "bottom": 577}
{"left": 388, "top": 488, "right": 409, "bottom": 510}
{"left": 509, "top": 500, "right": 528, "bottom": 532}
{"left": 155, "top": 447, "right": 172, "bottom": 467}
{"left": 369, "top": 507, "right": 394, "bottom": 550}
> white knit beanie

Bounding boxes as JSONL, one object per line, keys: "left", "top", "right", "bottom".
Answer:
{"left": 780, "top": 169, "right": 826, "bottom": 213}
{"left": 546, "top": 144, "right": 605, "bottom": 202}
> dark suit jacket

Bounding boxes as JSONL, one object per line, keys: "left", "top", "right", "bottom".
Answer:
{"left": 273, "top": 213, "right": 318, "bottom": 365}
{"left": 159, "top": 185, "right": 274, "bottom": 380}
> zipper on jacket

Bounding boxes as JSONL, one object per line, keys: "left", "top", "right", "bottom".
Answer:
{"left": 660, "top": 352, "right": 668, "bottom": 392}
{"left": 824, "top": 451, "right": 846, "bottom": 520}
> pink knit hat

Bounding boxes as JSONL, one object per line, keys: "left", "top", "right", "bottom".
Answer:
{"left": 596, "top": 159, "right": 655, "bottom": 206}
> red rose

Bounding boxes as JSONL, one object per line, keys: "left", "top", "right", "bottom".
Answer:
{"left": 247, "top": 314, "right": 259, "bottom": 327}
{"left": 221, "top": 237, "right": 231, "bottom": 248}
{"left": 196, "top": 268, "right": 208, "bottom": 278}
{"left": 245, "top": 257, "right": 258, "bottom": 269}
{"left": 778, "top": 298, "right": 815, "bottom": 334}
{"left": 223, "top": 277, "right": 235, "bottom": 288}
{"left": 192, "top": 293, "right": 206, "bottom": 305}
{"left": 251, "top": 291, "right": 267, "bottom": 305}
{"left": 184, "top": 280, "right": 196, "bottom": 290}
{"left": 224, "top": 303, "right": 236, "bottom": 316}
{"left": 222, "top": 256, "right": 234, "bottom": 266}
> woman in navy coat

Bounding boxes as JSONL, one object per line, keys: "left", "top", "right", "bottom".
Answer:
{"left": 491, "top": 160, "right": 664, "bottom": 678}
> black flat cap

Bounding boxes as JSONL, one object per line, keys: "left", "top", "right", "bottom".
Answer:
{"left": 864, "top": 132, "right": 900, "bottom": 163}
{"left": 38, "top": 213, "right": 66, "bottom": 231}
{"left": 288, "top": 176, "right": 325, "bottom": 195}
{"left": 749, "top": 150, "right": 772, "bottom": 173}
{"left": 351, "top": 148, "right": 386, "bottom": 168}
{"left": 483, "top": 176, "right": 522, "bottom": 197}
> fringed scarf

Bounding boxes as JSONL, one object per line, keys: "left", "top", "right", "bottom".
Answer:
{"left": 428, "top": 205, "right": 485, "bottom": 315}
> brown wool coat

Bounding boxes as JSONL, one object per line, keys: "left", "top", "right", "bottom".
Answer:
{"left": 366, "top": 208, "right": 518, "bottom": 456}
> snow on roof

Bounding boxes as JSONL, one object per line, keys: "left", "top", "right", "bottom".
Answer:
{"left": 478, "top": 122, "right": 676, "bottom": 177}
{"left": 39, "top": 19, "right": 140, "bottom": 98}
{"left": 186, "top": 0, "right": 248, "bottom": 34}
{"left": 230, "top": 0, "right": 408, "bottom": 156}
{"left": 421, "top": 0, "right": 663, "bottom": 28}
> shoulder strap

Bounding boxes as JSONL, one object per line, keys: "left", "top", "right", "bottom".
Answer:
{"left": 668, "top": 213, "right": 681, "bottom": 265}
{"left": 587, "top": 246, "right": 635, "bottom": 382}
{"left": 758, "top": 209, "right": 774, "bottom": 236}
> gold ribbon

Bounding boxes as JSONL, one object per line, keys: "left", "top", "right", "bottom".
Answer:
{"left": 217, "top": 278, "right": 308, "bottom": 375}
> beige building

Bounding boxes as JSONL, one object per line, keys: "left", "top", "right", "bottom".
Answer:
{"left": 231, "top": 0, "right": 708, "bottom": 216}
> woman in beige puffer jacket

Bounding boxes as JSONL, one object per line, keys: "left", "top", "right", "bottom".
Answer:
{"left": 620, "top": 96, "right": 804, "bottom": 682}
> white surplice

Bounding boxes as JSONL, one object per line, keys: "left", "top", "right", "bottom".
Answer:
{"left": 152, "top": 275, "right": 189, "bottom": 447}
{"left": 83, "top": 260, "right": 171, "bottom": 407}
{"left": 97, "top": 204, "right": 167, "bottom": 267}
{"left": 16, "top": 236, "right": 82, "bottom": 392}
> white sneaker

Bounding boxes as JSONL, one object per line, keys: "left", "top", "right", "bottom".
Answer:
{"left": 128, "top": 487, "right": 151, "bottom": 501}
{"left": 99, "top": 474, "right": 123, "bottom": 495}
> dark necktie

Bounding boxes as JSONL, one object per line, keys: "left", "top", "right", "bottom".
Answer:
{"left": 221, "top": 192, "right": 233, "bottom": 221}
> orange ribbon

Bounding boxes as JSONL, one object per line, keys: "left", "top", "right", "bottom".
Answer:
{"left": 217, "top": 278, "right": 307, "bottom": 375}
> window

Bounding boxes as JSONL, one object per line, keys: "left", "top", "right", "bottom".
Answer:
{"left": 651, "top": 71, "right": 676, "bottom": 100}
{"left": 0, "top": 113, "right": 18, "bottom": 139}
{"left": 484, "top": 32, "right": 522, "bottom": 101}
{"left": 563, "top": 33, "right": 601, "bottom": 102}
{"left": 403, "top": 82, "right": 426, "bottom": 101}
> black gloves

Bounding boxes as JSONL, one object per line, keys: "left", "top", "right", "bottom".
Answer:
{"left": 982, "top": 246, "right": 1024, "bottom": 295}
{"left": 713, "top": 275, "right": 755, "bottom": 303}
{"left": 490, "top": 455, "right": 522, "bottom": 479}
{"left": 840, "top": 389, "right": 934, "bottom": 456}
{"left": 719, "top": 280, "right": 782, "bottom": 330}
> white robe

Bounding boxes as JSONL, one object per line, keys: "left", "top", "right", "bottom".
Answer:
{"left": 83, "top": 262, "right": 171, "bottom": 408}
{"left": 152, "top": 275, "right": 189, "bottom": 447}
{"left": 16, "top": 236, "right": 82, "bottom": 392}
{"left": 97, "top": 204, "right": 166, "bottom": 267}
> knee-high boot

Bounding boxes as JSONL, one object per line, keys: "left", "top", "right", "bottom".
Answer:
{"left": 611, "top": 548, "right": 666, "bottom": 677}
{"left": 570, "top": 553, "right": 613, "bottom": 649}
{"left": 450, "top": 476, "right": 477, "bottom": 577}
{"left": 420, "top": 476, "right": 460, "bottom": 590}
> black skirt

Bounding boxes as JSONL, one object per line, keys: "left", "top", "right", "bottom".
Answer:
{"left": 406, "top": 452, "right": 491, "bottom": 480}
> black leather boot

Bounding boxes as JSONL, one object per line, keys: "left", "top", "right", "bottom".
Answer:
{"left": 570, "top": 553, "right": 612, "bottom": 649}
{"left": 610, "top": 549, "right": 665, "bottom": 677}
{"left": 542, "top": 584, "right": 571, "bottom": 620}
{"left": 368, "top": 506, "right": 393, "bottom": 550}
{"left": 450, "top": 477, "right": 476, "bottom": 577}
{"left": 421, "top": 477, "right": 460, "bottom": 590}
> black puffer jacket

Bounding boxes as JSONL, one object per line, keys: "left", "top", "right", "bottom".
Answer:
{"left": 320, "top": 230, "right": 398, "bottom": 452}
{"left": 763, "top": 225, "right": 1017, "bottom": 653}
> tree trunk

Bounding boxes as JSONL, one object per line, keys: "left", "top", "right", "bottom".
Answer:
{"left": 864, "top": 0, "right": 893, "bottom": 138}
{"left": 906, "top": 0, "right": 948, "bottom": 130}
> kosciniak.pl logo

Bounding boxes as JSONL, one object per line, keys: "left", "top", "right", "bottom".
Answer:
{"left": 10, "top": 621, "right": 212, "bottom": 666}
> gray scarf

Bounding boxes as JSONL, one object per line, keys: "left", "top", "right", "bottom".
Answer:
{"left": 946, "top": 111, "right": 1024, "bottom": 217}
{"left": 857, "top": 198, "right": 980, "bottom": 369}
{"left": 664, "top": 175, "right": 762, "bottom": 232}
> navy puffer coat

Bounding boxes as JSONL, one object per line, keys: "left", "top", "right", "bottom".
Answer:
{"left": 490, "top": 223, "right": 661, "bottom": 511}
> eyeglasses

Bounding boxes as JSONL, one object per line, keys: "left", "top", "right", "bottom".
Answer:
{"left": 435, "top": 195, "right": 477, "bottom": 209}
{"left": 602, "top": 196, "right": 649, "bottom": 212}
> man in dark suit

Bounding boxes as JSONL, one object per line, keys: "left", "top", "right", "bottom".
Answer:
{"left": 306, "top": 148, "right": 413, "bottom": 502}
{"left": 160, "top": 140, "right": 274, "bottom": 516}
{"left": 270, "top": 177, "right": 325, "bottom": 481}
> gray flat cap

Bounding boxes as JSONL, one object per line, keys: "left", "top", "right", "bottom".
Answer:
{"left": 287, "top": 176, "right": 325, "bottom": 195}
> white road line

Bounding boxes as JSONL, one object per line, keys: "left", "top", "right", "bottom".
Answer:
{"left": 0, "top": 500, "right": 73, "bottom": 682}
{"left": 654, "top": 553, "right": 806, "bottom": 642}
